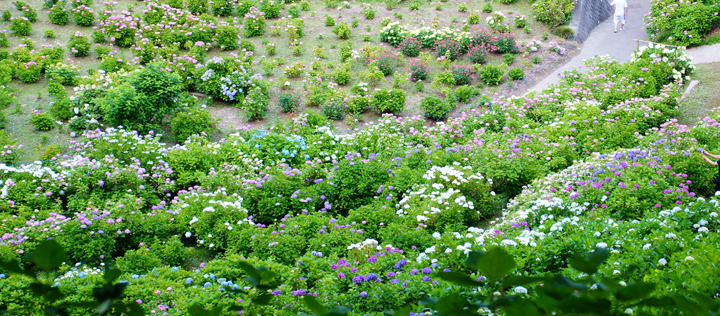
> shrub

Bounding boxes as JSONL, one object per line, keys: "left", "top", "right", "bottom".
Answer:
{"left": 407, "top": 58, "right": 429, "bottom": 82}
{"left": 46, "top": 62, "right": 79, "bottom": 85}
{"left": 31, "top": 110, "right": 54, "bottom": 131}
{"left": 533, "top": 0, "right": 575, "bottom": 25}
{"left": 332, "top": 63, "right": 352, "bottom": 85}
{"left": 420, "top": 96, "right": 453, "bottom": 120}
{"left": 187, "top": 0, "right": 209, "bottom": 14}
{"left": 531, "top": 55, "right": 541, "bottom": 64}
{"left": 45, "top": 30, "right": 56, "bottom": 39}
{"left": 1, "top": 11, "right": 10, "bottom": 22}
{"left": 375, "top": 52, "right": 399, "bottom": 76}
{"left": 434, "top": 70, "right": 456, "bottom": 86}
{"left": 370, "top": 88, "right": 405, "bottom": 114}
{"left": 278, "top": 91, "right": 300, "bottom": 113}
{"left": 244, "top": 7, "right": 266, "bottom": 37}
{"left": 284, "top": 62, "right": 305, "bottom": 78}
{"left": 260, "top": 0, "right": 282, "bottom": 19}
{"left": 17, "top": 61, "right": 41, "bottom": 83}
{"left": 363, "top": 5, "right": 375, "bottom": 19}
{"left": 468, "top": 9, "right": 480, "bottom": 24}
{"left": 332, "top": 22, "right": 351, "bottom": 39}
{"left": 300, "top": 0, "right": 309, "bottom": 10}
{"left": 171, "top": 107, "right": 217, "bottom": 142}
{"left": 324, "top": 15, "right": 336, "bottom": 26}
{"left": 211, "top": 0, "right": 234, "bottom": 16}
{"left": 508, "top": 67, "right": 524, "bottom": 80}
{"left": 243, "top": 86, "right": 269, "bottom": 120}
{"left": 503, "top": 53, "right": 515, "bottom": 65}
{"left": 646, "top": 0, "right": 717, "bottom": 47}
{"left": 552, "top": 26, "right": 575, "bottom": 39}
{"left": 68, "top": 31, "right": 91, "bottom": 57}
{"left": 116, "top": 249, "right": 162, "bottom": 273}
{"left": 495, "top": 34, "right": 519, "bottom": 54}
{"left": 514, "top": 15, "right": 527, "bottom": 28}
{"left": 48, "top": 3, "right": 69, "bottom": 25}
{"left": 288, "top": 4, "right": 300, "bottom": 18}
{"left": 482, "top": 2, "right": 493, "bottom": 13}
{"left": 450, "top": 64, "right": 475, "bottom": 85}
{"left": 216, "top": 26, "right": 239, "bottom": 50}
{"left": 321, "top": 99, "right": 346, "bottom": 120}
{"left": 10, "top": 17, "right": 32, "bottom": 36}
{"left": 49, "top": 97, "right": 72, "bottom": 121}
{"left": 166, "top": 0, "right": 183, "bottom": 8}
{"left": 454, "top": 84, "right": 479, "bottom": 103}
{"left": 434, "top": 39, "right": 462, "bottom": 61}
{"left": 398, "top": 36, "right": 422, "bottom": 57}
{"left": 0, "top": 34, "right": 7, "bottom": 48}
{"left": 93, "top": 45, "right": 111, "bottom": 58}
{"left": 348, "top": 95, "right": 369, "bottom": 114}
{"left": 21, "top": 4, "right": 37, "bottom": 22}
{"left": 481, "top": 63, "right": 505, "bottom": 85}
{"left": 72, "top": 5, "right": 94, "bottom": 26}
{"left": 467, "top": 44, "right": 490, "bottom": 64}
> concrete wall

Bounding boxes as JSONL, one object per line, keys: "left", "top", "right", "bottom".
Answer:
{"left": 570, "top": 0, "right": 614, "bottom": 43}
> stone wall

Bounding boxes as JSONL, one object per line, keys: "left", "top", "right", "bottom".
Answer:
{"left": 570, "top": 0, "right": 614, "bottom": 43}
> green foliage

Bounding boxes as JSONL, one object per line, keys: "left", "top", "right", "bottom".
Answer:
{"left": 552, "top": 25, "right": 575, "bottom": 39}
{"left": 508, "top": 67, "right": 524, "bottom": 80}
{"left": 482, "top": 2, "right": 493, "bottom": 13}
{"left": 216, "top": 25, "right": 240, "bottom": 50}
{"left": 370, "top": 88, "right": 405, "bottom": 114}
{"left": 533, "top": 0, "right": 575, "bottom": 25}
{"left": 259, "top": 0, "right": 283, "bottom": 19}
{"left": 30, "top": 111, "right": 54, "bottom": 131}
{"left": 481, "top": 63, "right": 506, "bottom": 86}
{"left": 244, "top": 7, "right": 266, "bottom": 37}
{"left": 450, "top": 64, "right": 475, "bottom": 85}
{"left": 331, "top": 22, "right": 351, "bottom": 39}
{"left": 408, "top": 58, "right": 429, "bottom": 82}
{"left": 324, "top": 14, "right": 336, "bottom": 26}
{"left": 321, "top": 99, "right": 346, "bottom": 120}
{"left": 187, "top": 0, "right": 209, "bottom": 14}
{"left": 10, "top": 17, "right": 32, "bottom": 36}
{"left": 49, "top": 97, "right": 72, "bottom": 121}
{"left": 332, "top": 63, "right": 352, "bottom": 85}
{"left": 421, "top": 96, "right": 453, "bottom": 120}
{"left": 171, "top": 107, "right": 217, "bottom": 142}
{"left": 284, "top": 62, "right": 305, "bottom": 78}
{"left": 455, "top": 84, "right": 479, "bottom": 103}
{"left": 68, "top": 32, "right": 91, "bottom": 57}
{"left": 1, "top": 10, "right": 10, "bottom": 22}
{"left": 72, "top": 5, "right": 94, "bottom": 26}
{"left": 17, "top": 61, "right": 41, "bottom": 83}
{"left": 44, "top": 30, "right": 56, "bottom": 39}
{"left": 363, "top": 5, "right": 375, "bottom": 19}
{"left": 278, "top": 90, "right": 300, "bottom": 113}
{"left": 211, "top": 0, "right": 234, "bottom": 16}
{"left": 646, "top": 0, "right": 718, "bottom": 47}
{"left": 434, "top": 70, "right": 456, "bottom": 86}
{"left": 288, "top": 4, "right": 300, "bottom": 18}
{"left": 503, "top": 53, "right": 516, "bottom": 65}
{"left": 243, "top": 86, "right": 269, "bottom": 121}
{"left": 49, "top": 2, "right": 69, "bottom": 25}
{"left": 399, "top": 36, "right": 422, "bottom": 57}
{"left": 46, "top": 62, "right": 79, "bottom": 86}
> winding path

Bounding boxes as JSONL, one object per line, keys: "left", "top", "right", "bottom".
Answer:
{"left": 527, "top": 0, "right": 720, "bottom": 93}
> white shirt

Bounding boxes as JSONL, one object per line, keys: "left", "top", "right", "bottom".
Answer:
{"left": 610, "top": 0, "right": 628, "bottom": 16}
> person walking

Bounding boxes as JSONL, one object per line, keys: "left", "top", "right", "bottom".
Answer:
{"left": 610, "top": 0, "right": 628, "bottom": 33}
{"left": 701, "top": 149, "right": 720, "bottom": 194}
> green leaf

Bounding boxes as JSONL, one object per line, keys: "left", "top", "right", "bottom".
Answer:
{"left": 437, "top": 272, "right": 484, "bottom": 287}
{"left": 103, "top": 268, "right": 121, "bottom": 284}
{"left": 326, "top": 306, "right": 351, "bottom": 316}
{"left": 0, "top": 259, "right": 36, "bottom": 279}
{"left": 303, "top": 295, "right": 328, "bottom": 316}
{"left": 671, "top": 295, "right": 709, "bottom": 315}
{"left": 568, "top": 248, "right": 609, "bottom": 275}
{"left": 502, "top": 298, "right": 543, "bottom": 316}
{"left": 469, "top": 247, "right": 515, "bottom": 281}
{"left": 29, "top": 282, "right": 65, "bottom": 302}
{"left": 465, "top": 250, "right": 484, "bottom": 268}
{"left": 631, "top": 297, "right": 674, "bottom": 308}
{"left": 615, "top": 282, "right": 656, "bottom": 302}
{"left": 30, "top": 239, "right": 66, "bottom": 272}
{"left": 237, "top": 261, "right": 261, "bottom": 281}
{"left": 419, "top": 297, "right": 438, "bottom": 308}
{"left": 557, "top": 297, "right": 612, "bottom": 314}
{"left": 121, "top": 302, "right": 146, "bottom": 316}
{"left": 434, "top": 293, "right": 473, "bottom": 314}
{"left": 384, "top": 305, "right": 412, "bottom": 316}
{"left": 94, "top": 299, "right": 112, "bottom": 314}
{"left": 188, "top": 304, "right": 222, "bottom": 316}
{"left": 254, "top": 293, "right": 273, "bottom": 306}
{"left": 501, "top": 276, "right": 546, "bottom": 290}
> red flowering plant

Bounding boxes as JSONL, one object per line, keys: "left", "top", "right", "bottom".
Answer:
{"left": 449, "top": 64, "right": 476, "bottom": 85}
{"left": 466, "top": 43, "right": 494, "bottom": 64}
{"left": 433, "top": 39, "right": 463, "bottom": 61}
{"left": 407, "top": 58, "right": 429, "bottom": 82}
{"left": 398, "top": 36, "right": 422, "bottom": 57}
